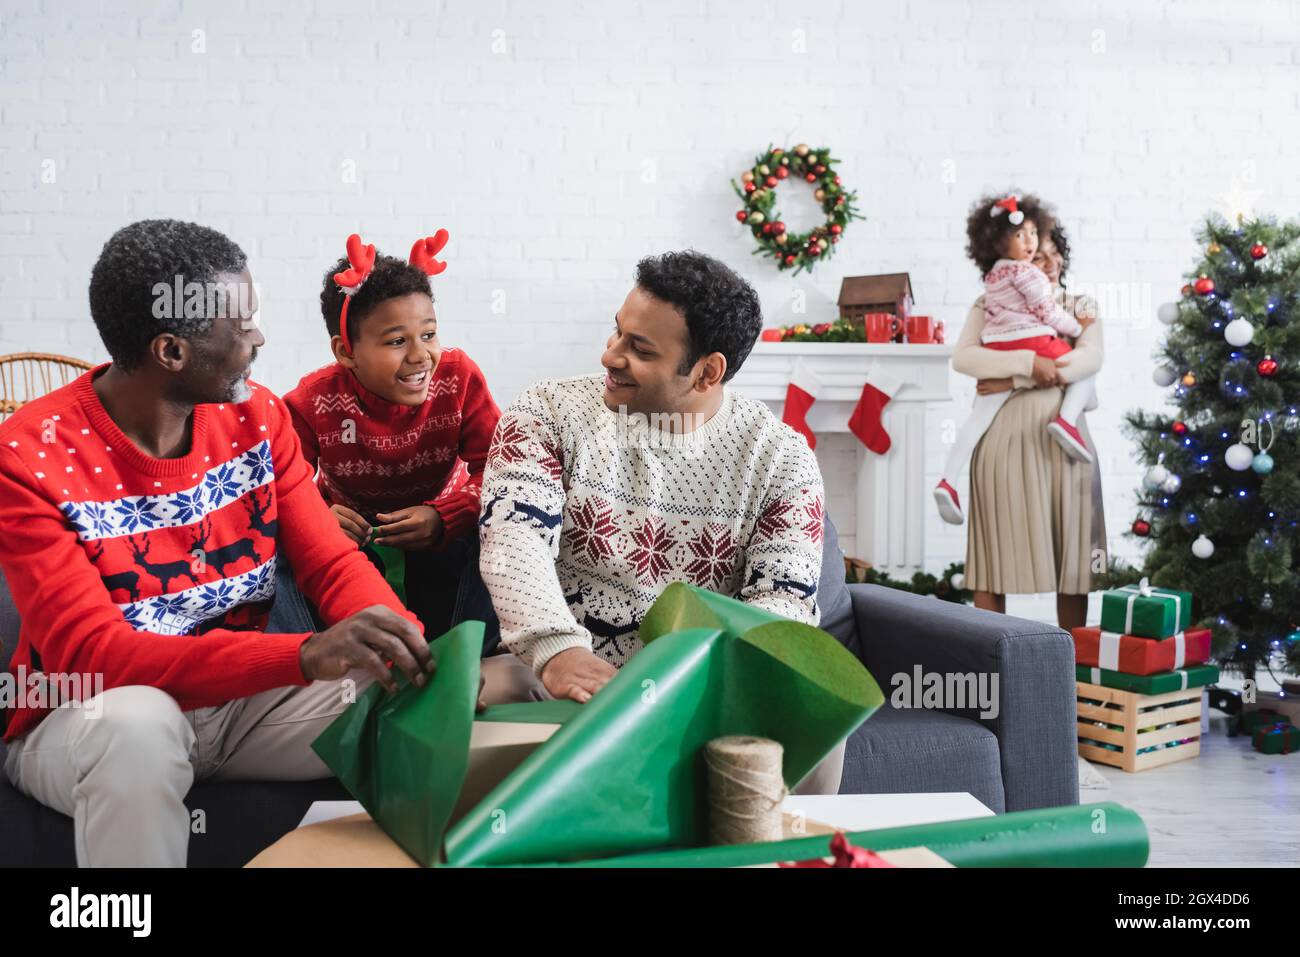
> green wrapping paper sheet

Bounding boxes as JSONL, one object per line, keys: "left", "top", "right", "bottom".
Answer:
{"left": 1077, "top": 663, "right": 1219, "bottom": 695}
{"left": 552, "top": 802, "right": 1149, "bottom": 868}
{"left": 444, "top": 582, "right": 883, "bottom": 866}
{"left": 313, "top": 582, "right": 883, "bottom": 867}
{"left": 310, "top": 620, "right": 485, "bottom": 867}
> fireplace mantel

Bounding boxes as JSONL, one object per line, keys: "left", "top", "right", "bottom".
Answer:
{"left": 731, "top": 342, "right": 954, "bottom": 578}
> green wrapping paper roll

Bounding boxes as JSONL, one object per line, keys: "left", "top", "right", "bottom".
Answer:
{"left": 551, "top": 802, "right": 1149, "bottom": 868}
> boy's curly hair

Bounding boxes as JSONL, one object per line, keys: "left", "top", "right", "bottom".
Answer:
{"left": 964, "top": 192, "right": 1049, "bottom": 277}
{"left": 319, "top": 253, "right": 433, "bottom": 344}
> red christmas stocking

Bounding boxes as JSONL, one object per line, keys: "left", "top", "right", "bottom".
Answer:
{"left": 782, "top": 360, "right": 822, "bottom": 449}
{"left": 848, "top": 372, "right": 903, "bottom": 454}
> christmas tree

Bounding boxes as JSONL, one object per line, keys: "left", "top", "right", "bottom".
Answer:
{"left": 1124, "top": 214, "right": 1300, "bottom": 683}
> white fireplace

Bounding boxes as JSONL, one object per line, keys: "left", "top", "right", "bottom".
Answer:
{"left": 730, "top": 342, "right": 954, "bottom": 578}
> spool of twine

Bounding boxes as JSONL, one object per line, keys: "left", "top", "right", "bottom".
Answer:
{"left": 704, "top": 735, "right": 788, "bottom": 845}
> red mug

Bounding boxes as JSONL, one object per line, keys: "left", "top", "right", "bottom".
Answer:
{"left": 864, "top": 313, "right": 901, "bottom": 343}
{"left": 906, "top": 315, "right": 937, "bottom": 343}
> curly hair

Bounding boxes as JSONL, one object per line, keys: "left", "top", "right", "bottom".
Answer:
{"left": 634, "top": 250, "right": 763, "bottom": 383}
{"left": 964, "top": 192, "right": 1048, "bottom": 278}
{"left": 1045, "top": 221, "right": 1072, "bottom": 288}
{"left": 319, "top": 253, "right": 434, "bottom": 343}
{"left": 88, "top": 219, "right": 248, "bottom": 372}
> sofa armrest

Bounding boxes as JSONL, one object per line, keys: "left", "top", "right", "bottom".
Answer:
{"left": 848, "top": 584, "right": 1078, "bottom": 812}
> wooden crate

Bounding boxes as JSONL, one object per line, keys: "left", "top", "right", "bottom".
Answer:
{"left": 1076, "top": 680, "right": 1203, "bottom": 773}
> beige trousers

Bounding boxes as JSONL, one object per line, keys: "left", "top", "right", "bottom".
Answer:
{"left": 3, "top": 668, "right": 376, "bottom": 868}
{"left": 481, "top": 653, "right": 846, "bottom": 796}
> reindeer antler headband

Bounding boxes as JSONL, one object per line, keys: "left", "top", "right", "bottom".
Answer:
{"left": 333, "top": 229, "right": 451, "bottom": 353}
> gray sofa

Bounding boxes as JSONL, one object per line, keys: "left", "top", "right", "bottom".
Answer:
{"left": 0, "top": 517, "right": 1078, "bottom": 866}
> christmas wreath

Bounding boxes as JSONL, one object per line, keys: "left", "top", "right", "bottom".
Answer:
{"left": 731, "top": 143, "right": 862, "bottom": 274}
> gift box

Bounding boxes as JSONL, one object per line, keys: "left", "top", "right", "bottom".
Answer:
{"left": 1072, "top": 627, "right": 1211, "bottom": 676}
{"left": 1239, "top": 708, "right": 1288, "bottom": 736}
{"left": 311, "top": 582, "right": 885, "bottom": 867}
{"left": 1099, "top": 578, "right": 1193, "bottom": 639}
{"left": 1242, "top": 692, "right": 1300, "bottom": 729}
{"left": 1252, "top": 722, "right": 1300, "bottom": 755}
{"left": 1076, "top": 663, "right": 1219, "bottom": 695}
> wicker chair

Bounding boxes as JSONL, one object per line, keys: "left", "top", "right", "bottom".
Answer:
{"left": 0, "top": 352, "right": 94, "bottom": 421}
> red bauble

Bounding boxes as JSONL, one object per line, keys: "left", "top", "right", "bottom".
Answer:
{"left": 1251, "top": 243, "right": 1268, "bottom": 260}
{"left": 776, "top": 166, "right": 789, "bottom": 179}
{"left": 784, "top": 255, "right": 796, "bottom": 266}
{"left": 836, "top": 196, "right": 846, "bottom": 206}
{"left": 1172, "top": 420, "right": 1187, "bottom": 435}
{"left": 762, "top": 223, "right": 773, "bottom": 235}
{"left": 772, "top": 221, "right": 786, "bottom": 235}
{"left": 834, "top": 176, "right": 842, "bottom": 185}
{"left": 829, "top": 224, "right": 843, "bottom": 235}
{"left": 1194, "top": 276, "right": 1215, "bottom": 295}
{"left": 805, "top": 172, "right": 817, "bottom": 182}
{"left": 765, "top": 176, "right": 778, "bottom": 187}
{"left": 735, "top": 210, "right": 748, "bottom": 222}
{"left": 1131, "top": 519, "right": 1151, "bottom": 537}
{"left": 1257, "top": 356, "right": 1279, "bottom": 377}
{"left": 744, "top": 182, "right": 756, "bottom": 193}
{"left": 813, "top": 164, "right": 826, "bottom": 174}
{"left": 1181, "top": 283, "right": 1192, "bottom": 296}
{"left": 812, "top": 322, "right": 832, "bottom": 336}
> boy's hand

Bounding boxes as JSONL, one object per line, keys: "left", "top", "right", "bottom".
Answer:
{"left": 373, "top": 505, "right": 444, "bottom": 550}
{"left": 540, "top": 647, "right": 618, "bottom": 703}
{"left": 330, "top": 504, "right": 372, "bottom": 546}
{"left": 299, "top": 605, "right": 432, "bottom": 694}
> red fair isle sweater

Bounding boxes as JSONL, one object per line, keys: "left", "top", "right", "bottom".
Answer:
{"left": 0, "top": 365, "right": 421, "bottom": 742}
{"left": 284, "top": 349, "right": 500, "bottom": 545}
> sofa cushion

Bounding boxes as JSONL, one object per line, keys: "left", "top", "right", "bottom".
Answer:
{"left": 818, "top": 517, "right": 858, "bottom": 656}
{"left": 840, "top": 705, "right": 1007, "bottom": 813}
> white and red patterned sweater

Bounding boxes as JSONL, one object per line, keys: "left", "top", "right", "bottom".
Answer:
{"left": 478, "top": 374, "right": 825, "bottom": 675}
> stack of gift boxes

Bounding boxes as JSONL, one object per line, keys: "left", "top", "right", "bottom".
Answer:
{"left": 1073, "top": 579, "right": 1219, "bottom": 768}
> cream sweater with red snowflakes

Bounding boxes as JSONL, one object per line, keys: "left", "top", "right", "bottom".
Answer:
{"left": 478, "top": 374, "right": 825, "bottom": 675}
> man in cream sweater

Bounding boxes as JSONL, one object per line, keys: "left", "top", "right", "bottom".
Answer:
{"left": 477, "top": 250, "right": 843, "bottom": 793}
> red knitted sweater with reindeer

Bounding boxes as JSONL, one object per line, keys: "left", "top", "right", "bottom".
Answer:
{"left": 0, "top": 364, "right": 419, "bottom": 742}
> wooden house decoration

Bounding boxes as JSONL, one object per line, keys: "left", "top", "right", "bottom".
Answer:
{"left": 838, "top": 273, "right": 914, "bottom": 325}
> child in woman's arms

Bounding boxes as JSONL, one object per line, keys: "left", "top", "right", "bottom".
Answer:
{"left": 285, "top": 232, "right": 501, "bottom": 636}
{"left": 933, "top": 194, "right": 1096, "bottom": 525}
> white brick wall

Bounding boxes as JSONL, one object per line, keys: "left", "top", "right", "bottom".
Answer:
{"left": 3, "top": 0, "right": 1299, "bottom": 589}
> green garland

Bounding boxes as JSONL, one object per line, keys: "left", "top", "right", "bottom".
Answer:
{"left": 731, "top": 143, "right": 862, "bottom": 275}
{"left": 849, "top": 561, "right": 974, "bottom": 604}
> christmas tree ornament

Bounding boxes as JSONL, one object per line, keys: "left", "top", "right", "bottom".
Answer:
{"left": 794, "top": 143, "right": 809, "bottom": 156}
{"left": 1251, "top": 243, "right": 1268, "bottom": 260}
{"left": 1153, "top": 364, "right": 1178, "bottom": 387}
{"left": 1157, "top": 302, "right": 1180, "bottom": 324}
{"left": 1131, "top": 518, "right": 1151, "bottom": 537}
{"left": 741, "top": 171, "right": 755, "bottom": 183}
{"left": 1252, "top": 453, "right": 1274, "bottom": 474}
{"left": 1181, "top": 283, "right": 1193, "bottom": 296}
{"left": 735, "top": 210, "right": 748, "bottom": 222}
{"left": 1192, "top": 534, "right": 1215, "bottom": 559}
{"left": 1143, "top": 462, "right": 1170, "bottom": 488}
{"left": 1181, "top": 371, "right": 1197, "bottom": 387}
{"left": 764, "top": 175, "right": 778, "bottom": 187}
{"left": 775, "top": 166, "right": 789, "bottom": 180}
{"left": 1162, "top": 473, "right": 1182, "bottom": 494}
{"left": 1257, "top": 356, "right": 1278, "bottom": 377}
{"left": 1224, "top": 317, "right": 1255, "bottom": 346}
{"left": 748, "top": 211, "right": 765, "bottom": 224}
{"left": 1250, "top": 417, "right": 1275, "bottom": 474}
{"left": 1225, "top": 443, "right": 1255, "bottom": 471}
{"left": 950, "top": 572, "right": 966, "bottom": 590}
{"left": 1194, "top": 275, "right": 1215, "bottom": 295}
{"left": 1172, "top": 420, "right": 1188, "bottom": 435}
{"left": 1207, "top": 242, "right": 1222, "bottom": 255}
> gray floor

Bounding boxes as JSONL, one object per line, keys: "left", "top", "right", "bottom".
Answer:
{"left": 1078, "top": 713, "right": 1299, "bottom": 867}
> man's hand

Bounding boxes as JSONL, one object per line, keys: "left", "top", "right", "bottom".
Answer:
{"left": 1030, "top": 354, "right": 1060, "bottom": 388}
{"left": 330, "top": 504, "right": 372, "bottom": 546}
{"left": 299, "top": 604, "right": 432, "bottom": 694}
{"left": 539, "top": 647, "right": 618, "bottom": 703}
{"left": 976, "top": 377, "right": 1015, "bottom": 395}
{"left": 374, "top": 505, "right": 443, "bottom": 551}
